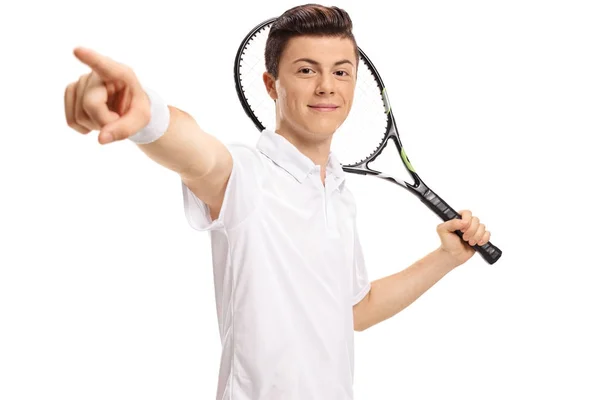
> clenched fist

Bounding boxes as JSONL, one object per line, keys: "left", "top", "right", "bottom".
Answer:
{"left": 64, "top": 47, "right": 151, "bottom": 144}
{"left": 436, "top": 209, "right": 492, "bottom": 267}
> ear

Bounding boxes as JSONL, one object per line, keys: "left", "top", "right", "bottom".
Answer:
{"left": 262, "top": 72, "right": 278, "bottom": 100}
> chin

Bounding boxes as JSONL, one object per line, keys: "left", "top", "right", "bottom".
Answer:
{"left": 304, "top": 121, "right": 343, "bottom": 137}
{"left": 304, "top": 126, "right": 337, "bottom": 138}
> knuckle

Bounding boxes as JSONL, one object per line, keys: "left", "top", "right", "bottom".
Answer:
{"left": 81, "top": 94, "right": 98, "bottom": 115}
{"left": 125, "top": 68, "right": 140, "bottom": 86}
{"left": 116, "top": 64, "right": 134, "bottom": 81}
{"left": 81, "top": 94, "right": 93, "bottom": 110}
{"left": 122, "top": 64, "right": 135, "bottom": 76}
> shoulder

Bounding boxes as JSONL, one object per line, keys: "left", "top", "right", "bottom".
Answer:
{"left": 226, "top": 141, "right": 260, "bottom": 157}
{"left": 220, "top": 142, "right": 271, "bottom": 188}
{"left": 225, "top": 142, "right": 262, "bottom": 161}
{"left": 224, "top": 142, "right": 266, "bottom": 168}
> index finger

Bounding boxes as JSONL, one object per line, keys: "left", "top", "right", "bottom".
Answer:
{"left": 73, "top": 47, "right": 134, "bottom": 85}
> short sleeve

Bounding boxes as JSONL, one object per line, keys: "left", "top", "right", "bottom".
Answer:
{"left": 352, "top": 224, "right": 371, "bottom": 306}
{"left": 181, "top": 143, "right": 263, "bottom": 232}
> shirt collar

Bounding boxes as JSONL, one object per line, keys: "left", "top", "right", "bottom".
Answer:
{"left": 256, "top": 129, "right": 346, "bottom": 188}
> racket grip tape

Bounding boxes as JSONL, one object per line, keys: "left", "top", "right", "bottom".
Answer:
{"left": 420, "top": 188, "right": 502, "bottom": 265}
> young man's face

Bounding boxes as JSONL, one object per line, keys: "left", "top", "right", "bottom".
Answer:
{"left": 263, "top": 35, "right": 357, "bottom": 143}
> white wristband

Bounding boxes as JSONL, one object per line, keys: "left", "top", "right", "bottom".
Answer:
{"left": 129, "top": 88, "right": 170, "bottom": 144}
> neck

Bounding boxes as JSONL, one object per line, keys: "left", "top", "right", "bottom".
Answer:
{"left": 275, "top": 125, "right": 332, "bottom": 183}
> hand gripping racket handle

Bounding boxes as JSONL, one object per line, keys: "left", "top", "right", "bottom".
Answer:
{"left": 420, "top": 187, "right": 502, "bottom": 265}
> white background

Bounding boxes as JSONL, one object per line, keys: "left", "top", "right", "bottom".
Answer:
{"left": 1, "top": 0, "right": 599, "bottom": 399}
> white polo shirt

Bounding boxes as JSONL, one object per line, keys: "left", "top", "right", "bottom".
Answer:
{"left": 181, "top": 129, "right": 371, "bottom": 400}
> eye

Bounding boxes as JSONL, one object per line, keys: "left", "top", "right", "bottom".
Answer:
{"left": 335, "top": 70, "right": 350, "bottom": 77}
{"left": 299, "top": 68, "right": 315, "bottom": 74}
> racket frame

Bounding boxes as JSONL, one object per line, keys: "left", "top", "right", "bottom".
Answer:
{"left": 233, "top": 17, "right": 502, "bottom": 265}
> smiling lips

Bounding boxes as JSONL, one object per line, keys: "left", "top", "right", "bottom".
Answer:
{"left": 308, "top": 104, "right": 339, "bottom": 112}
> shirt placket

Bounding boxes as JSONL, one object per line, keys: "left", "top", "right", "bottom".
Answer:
{"left": 323, "top": 175, "right": 340, "bottom": 237}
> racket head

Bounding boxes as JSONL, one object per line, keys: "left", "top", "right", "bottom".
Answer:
{"left": 233, "top": 17, "right": 417, "bottom": 187}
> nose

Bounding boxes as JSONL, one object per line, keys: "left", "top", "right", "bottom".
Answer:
{"left": 316, "top": 74, "right": 335, "bottom": 95}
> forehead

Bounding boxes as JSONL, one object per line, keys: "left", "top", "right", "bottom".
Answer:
{"left": 280, "top": 35, "right": 356, "bottom": 64}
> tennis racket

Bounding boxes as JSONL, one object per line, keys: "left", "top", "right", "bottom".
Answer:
{"left": 233, "top": 18, "right": 502, "bottom": 265}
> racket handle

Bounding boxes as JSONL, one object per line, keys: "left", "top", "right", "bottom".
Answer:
{"left": 420, "top": 188, "right": 502, "bottom": 265}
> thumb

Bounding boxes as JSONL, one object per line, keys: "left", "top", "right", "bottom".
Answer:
{"left": 99, "top": 89, "right": 151, "bottom": 144}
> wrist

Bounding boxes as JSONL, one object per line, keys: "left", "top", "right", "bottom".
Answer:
{"left": 433, "top": 247, "right": 462, "bottom": 271}
{"left": 128, "top": 88, "right": 170, "bottom": 144}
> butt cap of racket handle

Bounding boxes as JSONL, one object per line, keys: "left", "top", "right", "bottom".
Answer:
{"left": 420, "top": 188, "right": 502, "bottom": 265}
{"left": 470, "top": 238, "right": 502, "bottom": 264}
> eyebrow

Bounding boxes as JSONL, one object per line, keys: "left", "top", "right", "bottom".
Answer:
{"left": 292, "top": 57, "right": 354, "bottom": 67}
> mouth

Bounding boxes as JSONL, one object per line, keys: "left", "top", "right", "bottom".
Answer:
{"left": 308, "top": 105, "right": 339, "bottom": 112}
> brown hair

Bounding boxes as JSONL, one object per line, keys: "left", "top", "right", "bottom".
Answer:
{"left": 265, "top": 4, "right": 358, "bottom": 79}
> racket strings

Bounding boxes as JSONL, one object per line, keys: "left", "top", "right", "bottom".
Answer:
{"left": 333, "top": 64, "right": 389, "bottom": 166}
